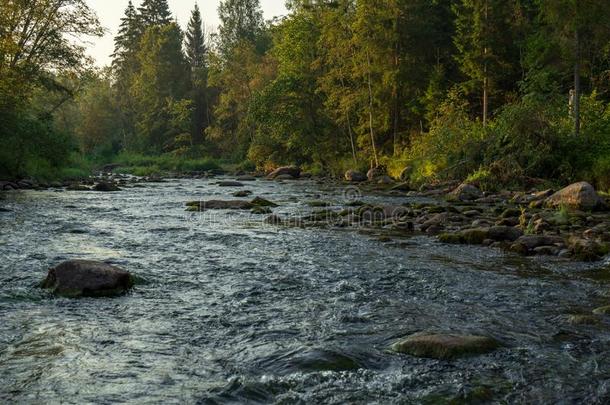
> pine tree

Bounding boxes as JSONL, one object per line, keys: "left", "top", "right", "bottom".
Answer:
{"left": 112, "top": 0, "right": 141, "bottom": 148}
{"left": 138, "top": 0, "right": 172, "bottom": 27}
{"left": 112, "top": 1, "right": 140, "bottom": 70}
{"left": 186, "top": 4, "right": 208, "bottom": 145}
{"left": 132, "top": 23, "right": 190, "bottom": 152}
{"left": 186, "top": 4, "right": 206, "bottom": 69}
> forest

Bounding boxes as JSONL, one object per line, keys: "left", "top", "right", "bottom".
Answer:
{"left": 1, "top": 0, "right": 610, "bottom": 191}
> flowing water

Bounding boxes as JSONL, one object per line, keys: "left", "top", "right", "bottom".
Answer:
{"left": 1, "top": 177, "right": 610, "bottom": 403}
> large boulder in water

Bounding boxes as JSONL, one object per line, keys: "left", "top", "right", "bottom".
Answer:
{"left": 546, "top": 182, "right": 605, "bottom": 211}
{"left": 41, "top": 260, "right": 134, "bottom": 297}
{"left": 267, "top": 166, "right": 300, "bottom": 180}
{"left": 391, "top": 332, "right": 500, "bottom": 360}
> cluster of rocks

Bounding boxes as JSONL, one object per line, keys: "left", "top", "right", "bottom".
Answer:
{"left": 260, "top": 179, "right": 609, "bottom": 261}
{"left": 0, "top": 177, "right": 124, "bottom": 192}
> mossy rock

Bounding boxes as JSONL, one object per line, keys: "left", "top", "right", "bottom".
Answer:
{"left": 592, "top": 305, "right": 610, "bottom": 315}
{"left": 438, "top": 233, "right": 464, "bottom": 244}
{"left": 251, "top": 197, "right": 278, "bottom": 207}
{"left": 567, "top": 314, "right": 600, "bottom": 325}
{"left": 460, "top": 228, "right": 490, "bottom": 244}
{"left": 391, "top": 333, "right": 500, "bottom": 360}
{"left": 346, "top": 200, "right": 365, "bottom": 207}
{"left": 500, "top": 208, "right": 521, "bottom": 218}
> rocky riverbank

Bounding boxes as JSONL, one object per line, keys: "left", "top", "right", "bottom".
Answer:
{"left": 3, "top": 166, "right": 610, "bottom": 263}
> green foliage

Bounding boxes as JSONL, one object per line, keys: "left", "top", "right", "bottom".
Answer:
{"left": 0, "top": 109, "right": 73, "bottom": 180}
{"left": 401, "top": 89, "right": 488, "bottom": 184}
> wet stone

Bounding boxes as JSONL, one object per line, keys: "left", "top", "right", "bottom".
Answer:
{"left": 391, "top": 333, "right": 500, "bottom": 360}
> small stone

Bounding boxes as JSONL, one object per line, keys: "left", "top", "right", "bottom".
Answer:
{"left": 533, "top": 245, "right": 559, "bottom": 256}
{"left": 217, "top": 181, "right": 244, "bottom": 187}
{"left": 233, "top": 190, "right": 253, "bottom": 197}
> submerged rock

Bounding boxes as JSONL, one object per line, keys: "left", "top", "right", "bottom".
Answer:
{"left": 546, "top": 182, "right": 605, "bottom": 211}
{"left": 217, "top": 181, "right": 245, "bottom": 187}
{"left": 592, "top": 305, "right": 610, "bottom": 315}
{"left": 251, "top": 206, "right": 272, "bottom": 215}
{"left": 567, "top": 314, "right": 600, "bottom": 325}
{"left": 186, "top": 200, "right": 253, "bottom": 211}
{"left": 41, "top": 260, "right": 133, "bottom": 298}
{"left": 233, "top": 190, "right": 253, "bottom": 197}
{"left": 391, "top": 332, "right": 500, "bottom": 360}
{"left": 93, "top": 182, "right": 121, "bottom": 192}
{"left": 264, "top": 214, "right": 284, "bottom": 225}
{"left": 67, "top": 184, "right": 91, "bottom": 191}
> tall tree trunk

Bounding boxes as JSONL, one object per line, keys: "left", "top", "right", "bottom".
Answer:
{"left": 339, "top": 75, "right": 357, "bottom": 165}
{"left": 482, "top": 0, "right": 489, "bottom": 127}
{"left": 574, "top": 28, "right": 581, "bottom": 136}
{"left": 365, "top": 49, "right": 379, "bottom": 168}
{"left": 483, "top": 63, "right": 488, "bottom": 127}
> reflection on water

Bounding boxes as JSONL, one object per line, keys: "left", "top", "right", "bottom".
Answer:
{"left": 1, "top": 178, "right": 610, "bottom": 403}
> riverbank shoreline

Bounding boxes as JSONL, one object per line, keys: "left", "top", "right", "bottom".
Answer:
{"left": 4, "top": 168, "right": 608, "bottom": 264}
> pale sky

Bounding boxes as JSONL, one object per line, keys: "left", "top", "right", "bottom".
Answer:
{"left": 86, "top": 0, "right": 288, "bottom": 67}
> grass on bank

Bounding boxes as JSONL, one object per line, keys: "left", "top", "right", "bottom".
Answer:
{"left": 112, "top": 152, "right": 223, "bottom": 177}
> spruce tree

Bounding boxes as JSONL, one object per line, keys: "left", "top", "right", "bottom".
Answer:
{"left": 186, "top": 4, "right": 208, "bottom": 145}
{"left": 138, "top": 0, "right": 172, "bottom": 27}
{"left": 112, "top": 0, "right": 140, "bottom": 68}
{"left": 186, "top": 4, "right": 206, "bottom": 69}
{"left": 112, "top": 0, "right": 141, "bottom": 148}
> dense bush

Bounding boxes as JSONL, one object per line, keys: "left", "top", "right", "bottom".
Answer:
{"left": 0, "top": 110, "right": 74, "bottom": 180}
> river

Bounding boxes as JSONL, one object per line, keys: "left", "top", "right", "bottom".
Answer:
{"left": 1, "top": 177, "right": 609, "bottom": 403}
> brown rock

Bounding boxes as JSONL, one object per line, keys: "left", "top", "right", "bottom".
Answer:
{"left": 41, "top": 260, "right": 133, "bottom": 298}
{"left": 546, "top": 182, "right": 604, "bottom": 211}
{"left": 267, "top": 166, "right": 301, "bottom": 180}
